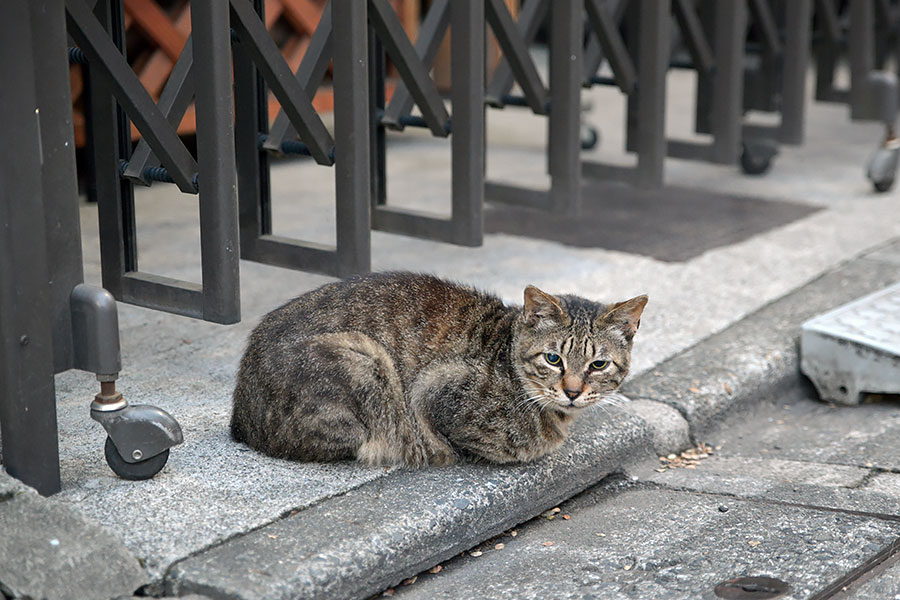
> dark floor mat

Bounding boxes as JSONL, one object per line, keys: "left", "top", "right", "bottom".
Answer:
{"left": 484, "top": 182, "right": 821, "bottom": 262}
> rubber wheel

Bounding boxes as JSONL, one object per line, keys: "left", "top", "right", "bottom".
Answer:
{"left": 873, "top": 178, "right": 895, "bottom": 192}
{"left": 581, "top": 125, "right": 599, "bottom": 150}
{"left": 104, "top": 436, "right": 169, "bottom": 480}
{"left": 740, "top": 146, "right": 772, "bottom": 175}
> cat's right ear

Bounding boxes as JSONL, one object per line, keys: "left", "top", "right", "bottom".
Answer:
{"left": 524, "top": 286, "right": 566, "bottom": 328}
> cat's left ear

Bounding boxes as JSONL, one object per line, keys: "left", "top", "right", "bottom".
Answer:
{"left": 599, "top": 295, "right": 648, "bottom": 340}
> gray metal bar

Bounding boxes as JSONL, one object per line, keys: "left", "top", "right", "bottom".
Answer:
{"left": 631, "top": 0, "right": 668, "bottom": 187}
{"left": 748, "top": 0, "right": 782, "bottom": 57}
{"left": 484, "top": 0, "right": 549, "bottom": 114}
{"left": 120, "top": 273, "right": 203, "bottom": 319}
{"left": 263, "top": 2, "right": 333, "bottom": 152}
{"left": 83, "top": 0, "right": 136, "bottom": 299}
{"left": 65, "top": 0, "right": 198, "bottom": 192}
{"left": 381, "top": 0, "right": 450, "bottom": 130}
{"left": 709, "top": 0, "right": 746, "bottom": 164}
{"left": 229, "top": 0, "right": 335, "bottom": 165}
{"left": 485, "top": 0, "right": 549, "bottom": 106}
{"left": 125, "top": 36, "right": 195, "bottom": 184}
{"left": 368, "top": 0, "right": 450, "bottom": 137}
{"left": 0, "top": 0, "right": 61, "bottom": 496}
{"left": 449, "top": 0, "right": 484, "bottom": 246}
{"left": 672, "top": 0, "right": 715, "bottom": 74}
{"left": 32, "top": 0, "right": 85, "bottom": 374}
{"left": 778, "top": 0, "right": 812, "bottom": 144}
{"left": 584, "top": 0, "right": 637, "bottom": 93}
{"left": 849, "top": 0, "right": 875, "bottom": 120}
{"left": 332, "top": 0, "right": 371, "bottom": 276}
{"left": 548, "top": 0, "right": 583, "bottom": 214}
{"left": 234, "top": 0, "right": 271, "bottom": 261}
{"left": 192, "top": 0, "right": 241, "bottom": 324}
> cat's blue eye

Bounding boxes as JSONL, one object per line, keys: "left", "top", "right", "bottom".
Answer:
{"left": 544, "top": 352, "right": 562, "bottom": 366}
{"left": 590, "top": 360, "right": 610, "bottom": 371}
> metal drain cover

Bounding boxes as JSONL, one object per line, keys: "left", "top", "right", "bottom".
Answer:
{"left": 714, "top": 576, "right": 790, "bottom": 599}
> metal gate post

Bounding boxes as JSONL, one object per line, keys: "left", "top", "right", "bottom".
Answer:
{"left": 849, "top": 0, "right": 876, "bottom": 121}
{"left": 191, "top": 0, "right": 241, "bottom": 322}
{"left": 710, "top": 0, "right": 747, "bottom": 164}
{"left": 449, "top": 0, "right": 485, "bottom": 246}
{"left": 0, "top": 0, "right": 62, "bottom": 496}
{"left": 548, "top": 0, "right": 584, "bottom": 215}
{"left": 631, "top": 0, "right": 669, "bottom": 187}
{"left": 332, "top": 0, "right": 372, "bottom": 276}
{"left": 778, "top": 0, "right": 812, "bottom": 144}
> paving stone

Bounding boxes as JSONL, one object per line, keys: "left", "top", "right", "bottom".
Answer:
{"left": 0, "top": 475, "right": 147, "bottom": 600}
{"left": 390, "top": 486, "right": 900, "bottom": 600}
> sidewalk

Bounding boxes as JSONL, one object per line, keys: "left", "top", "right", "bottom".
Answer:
{"left": 2, "top": 68, "right": 900, "bottom": 599}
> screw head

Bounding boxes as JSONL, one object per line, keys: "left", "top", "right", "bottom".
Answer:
{"left": 132, "top": 449, "right": 143, "bottom": 461}
{"left": 19, "top": 335, "right": 28, "bottom": 346}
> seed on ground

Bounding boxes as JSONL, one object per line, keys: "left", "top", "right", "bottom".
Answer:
{"left": 542, "top": 541, "right": 554, "bottom": 547}
{"left": 470, "top": 550, "right": 483, "bottom": 557}
{"left": 429, "top": 565, "right": 443, "bottom": 574}
{"left": 495, "top": 543, "right": 505, "bottom": 550}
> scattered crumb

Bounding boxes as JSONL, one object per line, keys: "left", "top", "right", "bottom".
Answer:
{"left": 542, "top": 541, "right": 554, "bottom": 547}
{"left": 470, "top": 550, "right": 483, "bottom": 557}
{"left": 382, "top": 589, "right": 394, "bottom": 597}
{"left": 267, "top": 534, "right": 278, "bottom": 540}
{"left": 657, "top": 443, "right": 714, "bottom": 471}
{"left": 723, "top": 383, "right": 733, "bottom": 395}
{"left": 595, "top": 532, "right": 606, "bottom": 537}
{"left": 748, "top": 540, "right": 761, "bottom": 547}
{"left": 688, "top": 387, "right": 701, "bottom": 393}
{"left": 402, "top": 576, "right": 417, "bottom": 586}
{"left": 429, "top": 565, "right": 443, "bottom": 574}
{"left": 510, "top": 530, "right": 518, "bottom": 537}
{"left": 495, "top": 543, "right": 505, "bottom": 550}
{"left": 623, "top": 564, "right": 632, "bottom": 571}
{"left": 562, "top": 514, "right": 571, "bottom": 520}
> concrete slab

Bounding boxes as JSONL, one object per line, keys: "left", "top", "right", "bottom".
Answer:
{"left": 0, "top": 472, "right": 147, "bottom": 599}
{"left": 801, "top": 282, "right": 900, "bottom": 405}
{"left": 166, "top": 410, "right": 654, "bottom": 599}
{"left": 390, "top": 486, "right": 900, "bottom": 600}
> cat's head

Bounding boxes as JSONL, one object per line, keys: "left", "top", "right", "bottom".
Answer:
{"left": 512, "top": 286, "right": 647, "bottom": 414}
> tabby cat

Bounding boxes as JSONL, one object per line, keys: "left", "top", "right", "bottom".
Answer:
{"left": 231, "top": 272, "right": 647, "bottom": 466}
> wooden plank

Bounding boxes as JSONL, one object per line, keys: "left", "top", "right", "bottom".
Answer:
{"left": 123, "top": 0, "right": 187, "bottom": 62}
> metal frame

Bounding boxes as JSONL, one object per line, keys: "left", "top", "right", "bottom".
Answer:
{"left": 814, "top": 0, "right": 900, "bottom": 122}
{"left": 369, "top": 0, "right": 485, "bottom": 246}
{"left": 582, "top": 0, "right": 670, "bottom": 188}
{"left": 483, "top": 0, "right": 584, "bottom": 215}
{"left": 740, "top": 0, "right": 812, "bottom": 145}
{"left": 0, "top": 0, "right": 64, "bottom": 497}
{"left": 666, "top": 0, "right": 747, "bottom": 165}
{"left": 235, "top": 0, "right": 372, "bottom": 277}
{"left": 69, "top": 0, "right": 241, "bottom": 324}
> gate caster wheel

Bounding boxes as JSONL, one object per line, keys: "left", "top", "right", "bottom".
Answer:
{"left": 580, "top": 124, "right": 599, "bottom": 150}
{"left": 740, "top": 139, "right": 778, "bottom": 175}
{"left": 866, "top": 138, "right": 900, "bottom": 193}
{"left": 104, "top": 436, "right": 170, "bottom": 480}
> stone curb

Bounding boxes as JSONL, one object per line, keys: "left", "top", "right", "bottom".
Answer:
{"left": 162, "top": 242, "right": 900, "bottom": 600}
{"left": 166, "top": 410, "right": 654, "bottom": 599}
{"left": 0, "top": 472, "right": 148, "bottom": 600}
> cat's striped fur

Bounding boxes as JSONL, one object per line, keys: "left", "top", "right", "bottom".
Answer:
{"left": 230, "top": 272, "right": 647, "bottom": 466}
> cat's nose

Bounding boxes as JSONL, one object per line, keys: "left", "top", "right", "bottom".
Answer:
{"left": 563, "top": 388, "right": 581, "bottom": 400}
